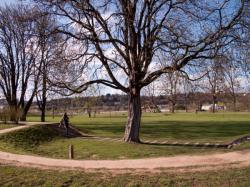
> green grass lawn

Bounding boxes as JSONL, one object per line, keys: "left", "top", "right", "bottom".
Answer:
{"left": 29, "top": 112, "right": 250, "bottom": 143}
{"left": 0, "top": 164, "right": 250, "bottom": 187}
{"left": 0, "top": 124, "right": 17, "bottom": 130}
{"left": 0, "top": 125, "right": 230, "bottom": 160}
{"left": 0, "top": 112, "right": 249, "bottom": 160}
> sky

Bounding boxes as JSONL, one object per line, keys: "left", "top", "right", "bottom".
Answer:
{"left": 0, "top": 0, "right": 122, "bottom": 95}
{"left": 0, "top": 0, "right": 247, "bottom": 96}
{"left": 0, "top": 0, "right": 17, "bottom": 6}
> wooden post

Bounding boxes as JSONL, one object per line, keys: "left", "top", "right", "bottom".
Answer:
{"left": 69, "top": 144, "right": 74, "bottom": 159}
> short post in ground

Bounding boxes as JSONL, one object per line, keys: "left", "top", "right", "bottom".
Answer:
{"left": 69, "top": 144, "right": 74, "bottom": 159}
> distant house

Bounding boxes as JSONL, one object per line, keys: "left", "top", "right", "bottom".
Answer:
{"left": 158, "top": 105, "right": 169, "bottom": 112}
{"left": 201, "top": 103, "right": 226, "bottom": 111}
{"left": 201, "top": 104, "right": 211, "bottom": 111}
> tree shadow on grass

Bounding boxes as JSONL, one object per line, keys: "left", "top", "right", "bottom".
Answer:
{"left": 140, "top": 121, "right": 250, "bottom": 141}
{"left": 140, "top": 141, "right": 229, "bottom": 149}
{"left": 74, "top": 120, "right": 250, "bottom": 142}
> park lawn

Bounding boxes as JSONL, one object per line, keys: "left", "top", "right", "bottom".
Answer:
{"left": 0, "top": 164, "right": 250, "bottom": 187}
{"left": 0, "top": 124, "right": 249, "bottom": 160}
{"left": 0, "top": 112, "right": 247, "bottom": 160}
{"left": 0, "top": 125, "right": 223, "bottom": 159}
{"left": 28, "top": 112, "right": 250, "bottom": 143}
{"left": 0, "top": 124, "right": 17, "bottom": 130}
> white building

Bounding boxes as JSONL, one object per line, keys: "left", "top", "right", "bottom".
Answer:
{"left": 201, "top": 104, "right": 226, "bottom": 111}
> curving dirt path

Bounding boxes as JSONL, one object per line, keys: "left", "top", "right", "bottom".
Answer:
{"left": 0, "top": 121, "right": 57, "bottom": 135}
{"left": 0, "top": 150, "right": 250, "bottom": 171}
{"left": 1, "top": 122, "right": 250, "bottom": 172}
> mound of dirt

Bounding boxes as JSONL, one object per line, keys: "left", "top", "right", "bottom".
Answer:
{"left": 46, "top": 124, "right": 83, "bottom": 138}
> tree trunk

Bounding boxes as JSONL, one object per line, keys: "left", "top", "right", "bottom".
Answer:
{"left": 41, "top": 71, "right": 47, "bottom": 122}
{"left": 9, "top": 105, "right": 19, "bottom": 124}
{"left": 41, "top": 109, "right": 46, "bottom": 122}
{"left": 171, "top": 102, "right": 175, "bottom": 113}
{"left": 40, "top": 85, "right": 46, "bottom": 122}
{"left": 185, "top": 95, "right": 188, "bottom": 112}
{"left": 87, "top": 109, "right": 91, "bottom": 118}
{"left": 20, "top": 92, "right": 36, "bottom": 121}
{"left": 233, "top": 97, "right": 236, "bottom": 112}
{"left": 20, "top": 109, "right": 28, "bottom": 121}
{"left": 52, "top": 107, "right": 55, "bottom": 119}
{"left": 212, "top": 95, "right": 216, "bottom": 113}
{"left": 124, "top": 91, "right": 141, "bottom": 143}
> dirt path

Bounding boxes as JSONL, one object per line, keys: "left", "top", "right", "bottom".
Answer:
{"left": 0, "top": 150, "right": 250, "bottom": 171}
{"left": 0, "top": 122, "right": 57, "bottom": 135}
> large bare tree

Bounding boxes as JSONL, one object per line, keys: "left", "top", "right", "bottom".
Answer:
{"left": 142, "top": 82, "right": 160, "bottom": 113}
{"left": 0, "top": 5, "right": 42, "bottom": 122}
{"left": 223, "top": 53, "right": 242, "bottom": 111}
{"left": 205, "top": 57, "right": 227, "bottom": 113}
{"left": 36, "top": 0, "right": 244, "bottom": 142}
{"left": 160, "top": 72, "right": 182, "bottom": 113}
{"left": 240, "top": 0, "right": 250, "bottom": 75}
{"left": 35, "top": 13, "right": 64, "bottom": 122}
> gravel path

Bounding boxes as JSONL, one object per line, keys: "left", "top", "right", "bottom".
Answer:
{"left": 0, "top": 150, "right": 250, "bottom": 170}
{"left": 0, "top": 122, "right": 57, "bottom": 135}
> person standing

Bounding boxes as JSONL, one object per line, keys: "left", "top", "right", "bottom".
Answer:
{"left": 60, "top": 113, "right": 70, "bottom": 136}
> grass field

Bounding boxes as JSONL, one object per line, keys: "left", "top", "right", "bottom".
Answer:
{"left": 0, "top": 164, "right": 250, "bottom": 187}
{"left": 0, "top": 112, "right": 250, "bottom": 186}
{"left": 0, "top": 112, "right": 249, "bottom": 160}
{"left": 0, "top": 124, "right": 17, "bottom": 130}
{"left": 0, "top": 125, "right": 226, "bottom": 159}
{"left": 29, "top": 112, "right": 250, "bottom": 142}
